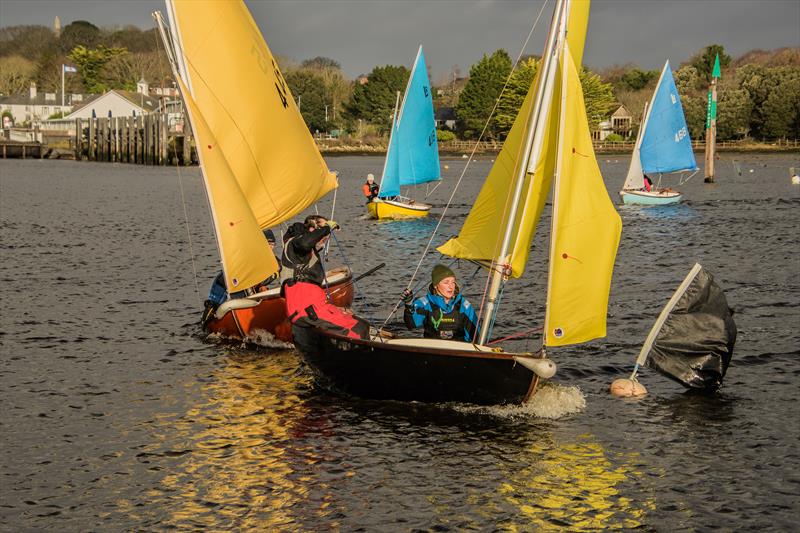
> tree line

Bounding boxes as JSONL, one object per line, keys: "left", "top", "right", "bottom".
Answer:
{"left": 1, "top": 22, "right": 798, "bottom": 140}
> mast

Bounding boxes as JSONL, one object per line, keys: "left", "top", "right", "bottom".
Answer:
{"left": 378, "top": 90, "right": 402, "bottom": 197}
{"left": 622, "top": 100, "right": 650, "bottom": 191}
{"left": 477, "top": 0, "right": 568, "bottom": 345}
{"left": 704, "top": 53, "right": 720, "bottom": 183}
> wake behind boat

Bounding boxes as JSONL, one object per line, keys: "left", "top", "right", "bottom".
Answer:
{"left": 620, "top": 60, "right": 696, "bottom": 206}
{"left": 368, "top": 46, "right": 440, "bottom": 220}
{"left": 294, "top": 0, "right": 622, "bottom": 405}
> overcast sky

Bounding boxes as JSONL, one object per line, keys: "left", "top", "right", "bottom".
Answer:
{"left": 1, "top": 0, "right": 798, "bottom": 82}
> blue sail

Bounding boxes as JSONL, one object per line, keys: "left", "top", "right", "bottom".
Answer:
{"left": 379, "top": 46, "right": 441, "bottom": 198}
{"left": 639, "top": 61, "right": 697, "bottom": 174}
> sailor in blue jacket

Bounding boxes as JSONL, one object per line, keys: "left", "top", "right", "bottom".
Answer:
{"left": 402, "top": 264, "right": 479, "bottom": 342}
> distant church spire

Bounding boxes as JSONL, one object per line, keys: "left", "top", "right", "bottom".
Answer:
{"left": 54, "top": 16, "right": 61, "bottom": 37}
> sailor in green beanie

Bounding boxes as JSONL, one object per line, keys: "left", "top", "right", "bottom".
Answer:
{"left": 401, "top": 264, "right": 478, "bottom": 342}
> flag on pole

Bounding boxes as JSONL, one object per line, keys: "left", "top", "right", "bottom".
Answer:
{"left": 63, "top": 65, "right": 77, "bottom": 73}
{"left": 711, "top": 53, "right": 721, "bottom": 79}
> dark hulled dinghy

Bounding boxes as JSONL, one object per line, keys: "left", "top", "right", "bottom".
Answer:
{"left": 293, "top": 0, "right": 622, "bottom": 405}
{"left": 292, "top": 330, "right": 553, "bottom": 405}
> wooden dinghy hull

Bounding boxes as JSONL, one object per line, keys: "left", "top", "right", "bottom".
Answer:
{"left": 367, "top": 198, "right": 431, "bottom": 219}
{"left": 204, "top": 267, "right": 354, "bottom": 343}
{"left": 292, "top": 327, "right": 540, "bottom": 405}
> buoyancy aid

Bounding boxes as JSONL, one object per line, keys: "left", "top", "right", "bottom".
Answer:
{"left": 279, "top": 225, "right": 330, "bottom": 286}
{"left": 403, "top": 285, "right": 478, "bottom": 342}
{"left": 363, "top": 181, "right": 379, "bottom": 199}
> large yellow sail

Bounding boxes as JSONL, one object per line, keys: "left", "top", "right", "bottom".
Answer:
{"left": 544, "top": 44, "right": 621, "bottom": 347}
{"left": 169, "top": 0, "right": 337, "bottom": 229}
{"left": 437, "top": 0, "right": 591, "bottom": 278}
{"left": 179, "top": 78, "right": 279, "bottom": 292}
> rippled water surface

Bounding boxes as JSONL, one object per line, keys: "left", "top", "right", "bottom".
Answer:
{"left": 1, "top": 154, "right": 799, "bottom": 530}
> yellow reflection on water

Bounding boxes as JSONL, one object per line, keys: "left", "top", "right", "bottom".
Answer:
{"left": 498, "top": 433, "right": 654, "bottom": 531}
{"left": 149, "top": 349, "right": 319, "bottom": 530}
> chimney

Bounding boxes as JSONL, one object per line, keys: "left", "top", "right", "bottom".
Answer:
{"left": 29, "top": 82, "right": 37, "bottom": 100}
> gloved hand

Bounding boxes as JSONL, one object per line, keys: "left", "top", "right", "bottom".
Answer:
{"left": 326, "top": 220, "right": 340, "bottom": 230}
{"left": 401, "top": 288, "right": 413, "bottom": 305}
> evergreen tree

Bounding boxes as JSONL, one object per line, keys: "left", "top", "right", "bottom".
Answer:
{"left": 691, "top": 44, "right": 731, "bottom": 83}
{"left": 285, "top": 68, "right": 328, "bottom": 133}
{"left": 345, "top": 65, "right": 409, "bottom": 132}
{"left": 68, "top": 45, "right": 128, "bottom": 93}
{"left": 761, "top": 76, "right": 800, "bottom": 138}
{"left": 494, "top": 57, "right": 614, "bottom": 138}
{"left": 716, "top": 86, "right": 752, "bottom": 140}
{"left": 455, "top": 49, "right": 512, "bottom": 139}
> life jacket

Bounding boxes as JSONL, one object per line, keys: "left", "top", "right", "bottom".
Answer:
{"left": 363, "top": 181, "right": 378, "bottom": 198}
{"left": 403, "top": 285, "right": 478, "bottom": 342}
{"left": 279, "top": 233, "right": 324, "bottom": 286}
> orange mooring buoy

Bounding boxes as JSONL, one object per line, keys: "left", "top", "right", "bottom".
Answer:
{"left": 610, "top": 378, "right": 647, "bottom": 398}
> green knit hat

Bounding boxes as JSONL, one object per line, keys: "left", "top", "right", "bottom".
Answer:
{"left": 431, "top": 264, "right": 455, "bottom": 286}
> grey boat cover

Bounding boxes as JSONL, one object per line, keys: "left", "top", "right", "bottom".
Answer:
{"left": 647, "top": 266, "right": 736, "bottom": 390}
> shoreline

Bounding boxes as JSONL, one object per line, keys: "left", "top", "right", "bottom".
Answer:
{"left": 318, "top": 139, "right": 800, "bottom": 156}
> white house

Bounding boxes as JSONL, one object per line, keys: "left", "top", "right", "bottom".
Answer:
{"left": 0, "top": 83, "right": 81, "bottom": 126}
{"left": 65, "top": 89, "right": 159, "bottom": 120}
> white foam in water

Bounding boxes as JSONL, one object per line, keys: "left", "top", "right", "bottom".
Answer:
{"left": 457, "top": 383, "right": 586, "bottom": 419}
{"left": 244, "top": 328, "right": 293, "bottom": 350}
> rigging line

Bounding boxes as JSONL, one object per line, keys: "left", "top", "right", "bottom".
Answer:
{"left": 323, "top": 185, "right": 338, "bottom": 257}
{"left": 153, "top": 15, "right": 202, "bottom": 304}
{"left": 379, "top": 0, "right": 550, "bottom": 330}
{"left": 680, "top": 169, "right": 700, "bottom": 185}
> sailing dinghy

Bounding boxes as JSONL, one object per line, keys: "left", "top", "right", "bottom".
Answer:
{"left": 620, "top": 60, "right": 696, "bottom": 206}
{"left": 154, "top": 0, "right": 353, "bottom": 343}
{"left": 368, "top": 46, "right": 441, "bottom": 220}
{"left": 293, "top": 0, "right": 622, "bottom": 405}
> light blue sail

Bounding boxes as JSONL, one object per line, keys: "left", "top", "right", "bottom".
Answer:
{"left": 639, "top": 61, "right": 697, "bottom": 174}
{"left": 379, "top": 46, "right": 441, "bottom": 198}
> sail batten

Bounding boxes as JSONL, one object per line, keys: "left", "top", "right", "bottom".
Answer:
{"left": 379, "top": 46, "right": 440, "bottom": 198}
{"left": 168, "top": 0, "right": 337, "bottom": 229}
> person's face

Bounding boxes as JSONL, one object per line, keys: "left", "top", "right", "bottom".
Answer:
{"left": 435, "top": 276, "right": 456, "bottom": 299}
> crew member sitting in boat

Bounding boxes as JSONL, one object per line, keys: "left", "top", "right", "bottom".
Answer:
{"left": 281, "top": 215, "right": 370, "bottom": 340}
{"left": 201, "top": 228, "right": 280, "bottom": 326}
{"left": 362, "top": 173, "right": 379, "bottom": 204}
{"left": 643, "top": 175, "right": 653, "bottom": 192}
{"left": 402, "top": 264, "right": 478, "bottom": 342}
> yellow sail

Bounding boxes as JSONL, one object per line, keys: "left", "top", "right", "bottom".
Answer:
{"left": 169, "top": 0, "right": 337, "bottom": 229}
{"left": 179, "top": 78, "right": 279, "bottom": 292}
{"left": 438, "top": 0, "right": 591, "bottom": 278}
{"left": 544, "top": 44, "right": 621, "bottom": 347}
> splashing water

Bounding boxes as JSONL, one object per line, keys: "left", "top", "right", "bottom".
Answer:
{"left": 456, "top": 383, "right": 586, "bottom": 420}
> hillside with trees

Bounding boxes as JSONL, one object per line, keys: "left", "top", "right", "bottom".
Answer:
{"left": 1, "top": 21, "right": 797, "bottom": 141}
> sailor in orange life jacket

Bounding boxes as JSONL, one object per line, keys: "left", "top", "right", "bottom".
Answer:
{"left": 281, "top": 215, "right": 370, "bottom": 339}
{"left": 362, "top": 173, "right": 379, "bottom": 204}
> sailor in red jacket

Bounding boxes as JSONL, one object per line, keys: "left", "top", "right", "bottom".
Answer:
{"left": 362, "top": 173, "right": 379, "bottom": 204}
{"left": 281, "top": 215, "right": 370, "bottom": 339}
